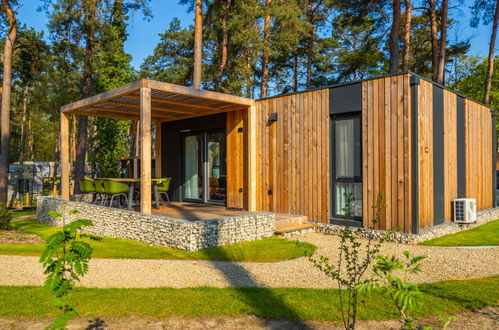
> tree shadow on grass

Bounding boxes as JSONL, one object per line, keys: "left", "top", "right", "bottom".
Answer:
{"left": 202, "top": 221, "right": 312, "bottom": 329}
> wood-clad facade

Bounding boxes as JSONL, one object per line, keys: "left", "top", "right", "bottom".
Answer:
{"left": 254, "top": 89, "right": 330, "bottom": 223}
{"left": 248, "top": 72, "right": 496, "bottom": 233}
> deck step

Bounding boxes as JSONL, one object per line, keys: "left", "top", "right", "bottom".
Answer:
{"left": 274, "top": 214, "right": 308, "bottom": 230}
{"left": 275, "top": 223, "right": 316, "bottom": 235}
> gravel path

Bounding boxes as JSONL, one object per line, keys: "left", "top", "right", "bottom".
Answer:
{"left": 0, "top": 233, "right": 498, "bottom": 288}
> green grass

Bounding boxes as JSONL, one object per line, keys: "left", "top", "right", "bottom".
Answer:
{"left": 1, "top": 219, "right": 316, "bottom": 262}
{"left": 420, "top": 220, "right": 499, "bottom": 246}
{"left": 0, "top": 277, "right": 497, "bottom": 320}
{"left": 11, "top": 208, "right": 36, "bottom": 218}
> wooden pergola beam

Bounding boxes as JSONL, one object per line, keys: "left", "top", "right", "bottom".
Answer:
{"left": 106, "top": 99, "right": 202, "bottom": 115}
{"left": 61, "top": 80, "right": 144, "bottom": 113}
{"left": 126, "top": 94, "right": 234, "bottom": 112}
{"left": 86, "top": 105, "right": 174, "bottom": 120}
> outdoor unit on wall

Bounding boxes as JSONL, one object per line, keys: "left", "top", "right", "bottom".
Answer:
{"left": 453, "top": 198, "right": 477, "bottom": 224}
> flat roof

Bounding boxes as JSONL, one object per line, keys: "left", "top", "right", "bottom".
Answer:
{"left": 61, "top": 79, "right": 253, "bottom": 122}
{"left": 256, "top": 71, "right": 494, "bottom": 111}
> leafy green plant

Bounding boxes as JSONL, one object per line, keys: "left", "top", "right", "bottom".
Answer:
{"left": 358, "top": 251, "right": 427, "bottom": 329}
{"left": 0, "top": 203, "right": 13, "bottom": 230}
{"left": 437, "top": 312, "right": 456, "bottom": 330}
{"left": 39, "top": 210, "right": 95, "bottom": 329}
{"left": 310, "top": 193, "right": 392, "bottom": 330}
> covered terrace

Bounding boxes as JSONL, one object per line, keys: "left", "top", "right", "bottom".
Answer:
{"left": 60, "top": 79, "right": 257, "bottom": 214}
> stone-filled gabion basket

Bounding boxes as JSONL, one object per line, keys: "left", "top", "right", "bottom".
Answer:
{"left": 37, "top": 196, "right": 275, "bottom": 251}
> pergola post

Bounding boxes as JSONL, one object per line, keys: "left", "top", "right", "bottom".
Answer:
{"left": 155, "top": 121, "right": 162, "bottom": 178}
{"left": 247, "top": 102, "right": 257, "bottom": 211}
{"left": 60, "top": 112, "right": 70, "bottom": 200}
{"left": 140, "top": 87, "right": 152, "bottom": 213}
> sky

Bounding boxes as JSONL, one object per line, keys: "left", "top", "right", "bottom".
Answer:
{"left": 17, "top": 0, "right": 493, "bottom": 71}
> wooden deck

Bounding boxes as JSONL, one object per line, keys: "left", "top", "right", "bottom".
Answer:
{"left": 148, "top": 202, "right": 256, "bottom": 221}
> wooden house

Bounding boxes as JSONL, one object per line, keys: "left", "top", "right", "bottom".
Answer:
{"left": 60, "top": 72, "right": 496, "bottom": 234}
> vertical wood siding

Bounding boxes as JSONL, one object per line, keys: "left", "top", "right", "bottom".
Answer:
{"left": 226, "top": 109, "right": 246, "bottom": 209}
{"left": 443, "top": 90, "right": 458, "bottom": 222}
{"left": 254, "top": 89, "right": 330, "bottom": 222}
{"left": 465, "top": 100, "right": 493, "bottom": 211}
{"left": 417, "top": 80, "right": 434, "bottom": 230}
{"left": 362, "top": 75, "right": 412, "bottom": 232}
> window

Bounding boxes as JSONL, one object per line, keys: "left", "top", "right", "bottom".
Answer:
{"left": 331, "top": 114, "right": 362, "bottom": 220}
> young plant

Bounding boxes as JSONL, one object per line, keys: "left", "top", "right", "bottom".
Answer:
{"left": 310, "top": 193, "right": 391, "bottom": 330}
{"left": 0, "top": 203, "right": 13, "bottom": 230}
{"left": 39, "top": 210, "right": 95, "bottom": 330}
{"left": 357, "top": 251, "right": 427, "bottom": 329}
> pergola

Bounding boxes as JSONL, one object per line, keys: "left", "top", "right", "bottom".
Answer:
{"left": 60, "top": 79, "right": 255, "bottom": 213}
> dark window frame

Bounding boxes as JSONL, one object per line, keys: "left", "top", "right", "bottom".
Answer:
{"left": 330, "top": 112, "right": 363, "bottom": 221}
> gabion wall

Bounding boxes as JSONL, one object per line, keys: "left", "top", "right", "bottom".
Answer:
{"left": 37, "top": 196, "right": 275, "bottom": 251}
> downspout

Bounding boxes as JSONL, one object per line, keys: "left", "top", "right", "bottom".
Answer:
{"left": 410, "top": 75, "right": 420, "bottom": 234}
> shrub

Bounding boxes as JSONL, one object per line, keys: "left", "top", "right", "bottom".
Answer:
{"left": 310, "top": 194, "right": 392, "bottom": 330}
{"left": 40, "top": 209, "right": 96, "bottom": 329}
{"left": 0, "top": 203, "right": 13, "bottom": 230}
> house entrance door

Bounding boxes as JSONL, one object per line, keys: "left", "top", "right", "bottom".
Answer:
{"left": 182, "top": 130, "right": 226, "bottom": 204}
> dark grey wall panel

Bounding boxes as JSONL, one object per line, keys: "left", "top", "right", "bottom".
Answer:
{"left": 161, "top": 113, "right": 226, "bottom": 202}
{"left": 410, "top": 75, "right": 420, "bottom": 234}
{"left": 457, "top": 96, "right": 466, "bottom": 198}
{"left": 329, "top": 83, "right": 362, "bottom": 114}
{"left": 433, "top": 86, "right": 445, "bottom": 225}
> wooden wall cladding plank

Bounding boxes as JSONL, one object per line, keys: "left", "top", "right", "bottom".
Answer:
{"left": 443, "top": 90, "right": 457, "bottom": 222}
{"left": 361, "top": 75, "right": 412, "bottom": 232}
{"left": 418, "top": 80, "right": 434, "bottom": 231}
{"left": 465, "top": 99, "right": 493, "bottom": 211}
{"left": 254, "top": 89, "right": 330, "bottom": 222}
{"left": 226, "top": 109, "right": 245, "bottom": 209}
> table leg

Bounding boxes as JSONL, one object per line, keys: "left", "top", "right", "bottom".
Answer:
{"left": 128, "top": 183, "right": 134, "bottom": 210}
{"left": 153, "top": 183, "right": 160, "bottom": 209}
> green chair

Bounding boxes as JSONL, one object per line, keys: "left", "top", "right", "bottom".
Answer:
{"left": 94, "top": 179, "right": 107, "bottom": 205}
{"left": 103, "top": 180, "right": 129, "bottom": 208}
{"left": 79, "top": 178, "right": 96, "bottom": 203}
{"left": 157, "top": 177, "right": 172, "bottom": 205}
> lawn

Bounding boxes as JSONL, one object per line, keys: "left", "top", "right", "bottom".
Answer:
{"left": 2, "top": 218, "right": 316, "bottom": 262}
{"left": 420, "top": 220, "right": 499, "bottom": 246}
{"left": 0, "top": 276, "right": 497, "bottom": 321}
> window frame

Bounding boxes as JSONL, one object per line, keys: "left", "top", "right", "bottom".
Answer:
{"left": 330, "top": 112, "right": 363, "bottom": 221}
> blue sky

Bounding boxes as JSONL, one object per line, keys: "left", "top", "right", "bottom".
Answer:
{"left": 18, "top": 0, "right": 492, "bottom": 71}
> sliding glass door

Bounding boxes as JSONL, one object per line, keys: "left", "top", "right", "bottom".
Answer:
{"left": 182, "top": 130, "right": 226, "bottom": 204}
{"left": 183, "top": 133, "right": 204, "bottom": 201}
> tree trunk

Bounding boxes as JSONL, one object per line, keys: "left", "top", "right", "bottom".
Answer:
{"left": 429, "top": 0, "right": 439, "bottom": 81}
{"left": 193, "top": 0, "right": 203, "bottom": 89}
{"left": 436, "top": 0, "right": 448, "bottom": 84}
{"left": 402, "top": 0, "right": 412, "bottom": 71}
{"left": 19, "top": 85, "right": 29, "bottom": 171}
{"left": 485, "top": 0, "right": 499, "bottom": 105}
{"left": 215, "top": 0, "right": 231, "bottom": 92}
{"left": 74, "top": 0, "right": 97, "bottom": 193}
{"left": 293, "top": 51, "right": 299, "bottom": 92}
{"left": 261, "top": 0, "right": 272, "bottom": 98}
{"left": 388, "top": 0, "right": 402, "bottom": 73}
{"left": 306, "top": 36, "right": 313, "bottom": 89}
{"left": 0, "top": 0, "right": 17, "bottom": 203}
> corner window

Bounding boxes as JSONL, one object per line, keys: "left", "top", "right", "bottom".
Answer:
{"left": 331, "top": 114, "right": 362, "bottom": 220}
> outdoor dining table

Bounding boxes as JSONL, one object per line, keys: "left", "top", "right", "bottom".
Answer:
{"left": 101, "top": 178, "right": 165, "bottom": 211}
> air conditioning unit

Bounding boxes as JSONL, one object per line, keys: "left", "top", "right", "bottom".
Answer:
{"left": 453, "top": 198, "right": 477, "bottom": 224}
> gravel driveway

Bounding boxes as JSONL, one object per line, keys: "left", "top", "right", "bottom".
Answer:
{"left": 0, "top": 233, "right": 497, "bottom": 288}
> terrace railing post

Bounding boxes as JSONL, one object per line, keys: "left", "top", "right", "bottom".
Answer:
{"left": 60, "top": 111, "right": 70, "bottom": 201}
{"left": 140, "top": 87, "right": 152, "bottom": 214}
